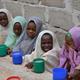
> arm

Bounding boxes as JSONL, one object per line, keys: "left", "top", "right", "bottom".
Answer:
{"left": 4, "top": 33, "right": 16, "bottom": 48}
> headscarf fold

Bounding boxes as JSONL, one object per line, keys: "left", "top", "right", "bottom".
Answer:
{"left": 4, "top": 16, "right": 27, "bottom": 48}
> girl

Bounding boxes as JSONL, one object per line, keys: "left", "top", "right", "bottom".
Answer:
{"left": 4, "top": 16, "right": 27, "bottom": 53}
{"left": 25, "top": 30, "right": 60, "bottom": 72}
{"left": 0, "top": 9, "right": 13, "bottom": 44}
{"left": 13, "top": 16, "right": 42, "bottom": 56}
{"left": 59, "top": 27, "right": 80, "bottom": 79}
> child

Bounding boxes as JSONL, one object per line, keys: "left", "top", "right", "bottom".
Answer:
{"left": 25, "top": 30, "right": 60, "bottom": 72}
{"left": 13, "top": 16, "right": 42, "bottom": 56}
{"left": 0, "top": 9, "right": 13, "bottom": 44}
{"left": 59, "top": 27, "right": 80, "bottom": 79}
{"left": 4, "top": 16, "right": 27, "bottom": 53}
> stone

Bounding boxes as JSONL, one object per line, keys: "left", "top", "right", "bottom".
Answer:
{"left": 42, "top": 0, "right": 65, "bottom": 8}
{"left": 48, "top": 8, "right": 74, "bottom": 31}
{"left": 18, "top": 0, "right": 39, "bottom": 4}
{"left": 4, "top": 1, "right": 23, "bottom": 17}
{"left": 24, "top": 4, "right": 46, "bottom": 23}
{"left": 0, "top": 1, "right": 4, "bottom": 9}
{"left": 1, "top": 0, "right": 15, "bottom": 1}
{"left": 72, "top": 10, "right": 80, "bottom": 25}
{"left": 72, "top": 0, "right": 80, "bottom": 11}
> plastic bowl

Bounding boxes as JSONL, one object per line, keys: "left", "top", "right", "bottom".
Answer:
{"left": 6, "top": 76, "right": 21, "bottom": 80}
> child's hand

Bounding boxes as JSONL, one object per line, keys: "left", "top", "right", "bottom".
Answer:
{"left": 65, "top": 43, "right": 69, "bottom": 52}
{"left": 0, "top": 38, "right": 4, "bottom": 44}
{"left": 25, "top": 62, "right": 33, "bottom": 69}
{"left": 65, "top": 43, "right": 74, "bottom": 54}
{"left": 7, "top": 48, "right": 12, "bottom": 55}
{"left": 73, "top": 69, "right": 80, "bottom": 78}
{"left": 65, "top": 41, "right": 74, "bottom": 51}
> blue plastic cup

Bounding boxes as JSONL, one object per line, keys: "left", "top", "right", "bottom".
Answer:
{"left": 52, "top": 68, "right": 68, "bottom": 80}
{"left": 12, "top": 50, "right": 23, "bottom": 65}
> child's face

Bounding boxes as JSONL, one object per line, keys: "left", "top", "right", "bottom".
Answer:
{"left": 26, "top": 21, "right": 36, "bottom": 39}
{"left": 0, "top": 12, "right": 8, "bottom": 27}
{"left": 65, "top": 35, "right": 74, "bottom": 49}
{"left": 41, "top": 33, "right": 53, "bottom": 52}
{"left": 13, "top": 22, "right": 22, "bottom": 37}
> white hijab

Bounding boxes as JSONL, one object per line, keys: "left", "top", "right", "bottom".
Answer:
{"left": 25, "top": 30, "right": 60, "bottom": 72}
{"left": 0, "top": 9, "right": 12, "bottom": 22}
{"left": 0, "top": 9, "right": 13, "bottom": 44}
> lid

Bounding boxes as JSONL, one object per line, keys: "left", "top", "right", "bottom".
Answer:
{"left": 6, "top": 76, "right": 21, "bottom": 80}
{"left": 12, "top": 50, "right": 23, "bottom": 56}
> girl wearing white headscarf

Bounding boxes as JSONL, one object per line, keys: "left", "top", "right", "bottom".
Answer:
{"left": 25, "top": 30, "right": 60, "bottom": 72}
{"left": 13, "top": 16, "right": 42, "bottom": 56}
{"left": 0, "top": 9, "right": 13, "bottom": 44}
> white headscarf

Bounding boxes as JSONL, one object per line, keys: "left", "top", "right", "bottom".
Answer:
{"left": 25, "top": 30, "right": 60, "bottom": 72}
{"left": 0, "top": 9, "right": 12, "bottom": 22}
{"left": 0, "top": 9, "right": 13, "bottom": 44}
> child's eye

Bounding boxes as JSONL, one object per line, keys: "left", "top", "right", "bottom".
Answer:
{"left": 41, "top": 42, "right": 45, "bottom": 44}
{"left": 27, "top": 28, "right": 36, "bottom": 32}
{"left": 32, "top": 29, "right": 36, "bottom": 31}
{"left": 0, "top": 18, "right": 2, "bottom": 20}
{"left": 3, "top": 17, "right": 7, "bottom": 20}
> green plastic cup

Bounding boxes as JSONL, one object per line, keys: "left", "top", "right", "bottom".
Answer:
{"left": 33, "top": 58, "right": 45, "bottom": 73}
{"left": 0, "top": 44, "right": 8, "bottom": 57}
